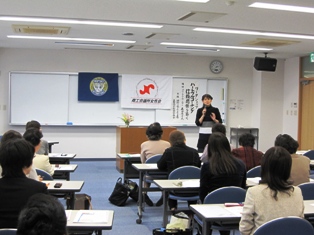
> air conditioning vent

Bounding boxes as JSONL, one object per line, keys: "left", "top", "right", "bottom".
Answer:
{"left": 12, "top": 25, "right": 70, "bottom": 35}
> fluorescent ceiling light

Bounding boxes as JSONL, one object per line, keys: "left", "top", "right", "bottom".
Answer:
{"left": 249, "top": 2, "right": 314, "bottom": 14}
{"left": 177, "top": 0, "right": 210, "bottom": 3}
{"left": 161, "top": 42, "right": 272, "bottom": 51}
{"left": 194, "top": 27, "right": 314, "bottom": 40}
{"left": 55, "top": 42, "right": 114, "bottom": 47}
{"left": 0, "top": 16, "right": 163, "bottom": 28}
{"left": 166, "top": 47, "right": 219, "bottom": 52}
{"left": 7, "top": 35, "right": 135, "bottom": 44}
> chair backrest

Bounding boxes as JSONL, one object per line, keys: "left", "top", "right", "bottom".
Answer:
{"left": 246, "top": 165, "right": 261, "bottom": 178}
{"left": 253, "top": 216, "right": 314, "bottom": 235}
{"left": 168, "top": 166, "right": 200, "bottom": 180}
{"left": 204, "top": 186, "right": 246, "bottom": 204}
{"left": 304, "top": 150, "right": 314, "bottom": 160}
{"left": 0, "top": 229, "right": 17, "bottom": 235}
{"left": 298, "top": 182, "right": 314, "bottom": 200}
{"left": 35, "top": 168, "right": 53, "bottom": 180}
{"left": 145, "top": 154, "right": 162, "bottom": 163}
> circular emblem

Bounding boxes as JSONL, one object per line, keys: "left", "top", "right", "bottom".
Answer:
{"left": 210, "top": 60, "right": 223, "bottom": 74}
{"left": 136, "top": 78, "right": 158, "bottom": 97}
{"left": 90, "top": 77, "right": 108, "bottom": 96}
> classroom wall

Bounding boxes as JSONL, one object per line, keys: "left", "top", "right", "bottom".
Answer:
{"left": 0, "top": 48, "right": 297, "bottom": 158}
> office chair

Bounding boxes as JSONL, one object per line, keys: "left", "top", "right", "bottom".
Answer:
{"left": 144, "top": 154, "right": 167, "bottom": 184}
{"left": 298, "top": 182, "right": 314, "bottom": 200}
{"left": 0, "top": 229, "right": 17, "bottom": 235}
{"left": 304, "top": 150, "right": 314, "bottom": 160}
{"left": 194, "top": 186, "right": 246, "bottom": 235}
{"left": 35, "top": 168, "right": 53, "bottom": 180}
{"left": 168, "top": 166, "right": 201, "bottom": 208}
{"left": 253, "top": 217, "right": 314, "bottom": 235}
{"left": 246, "top": 165, "right": 261, "bottom": 178}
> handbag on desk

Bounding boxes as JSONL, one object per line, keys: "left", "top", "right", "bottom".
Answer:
{"left": 108, "top": 177, "right": 130, "bottom": 206}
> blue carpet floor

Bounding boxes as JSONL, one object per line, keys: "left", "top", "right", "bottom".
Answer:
{"left": 69, "top": 160, "right": 240, "bottom": 235}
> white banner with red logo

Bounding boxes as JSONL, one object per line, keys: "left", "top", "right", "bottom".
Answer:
{"left": 121, "top": 74, "right": 172, "bottom": 109}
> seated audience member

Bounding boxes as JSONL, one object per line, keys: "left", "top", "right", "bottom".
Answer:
{"left": 26, "top": 120, "right": 49, "bottom": 155}
{"left": 140, "top": 122, "right": 170, "bottom": 163}
{"left": 140, "top": 122, "right": 170, "bottom": 206}
{"left": 17, "top": 193, "right": 67, "bottom": 235}
{"left": 23, "top": 128, "right": 55, "bottom": 176}
{"left": 200, "top": 132, "right": 247, "bottom": 202}
{"left": 0, "top": 138, "right": 48, "bottom": 228}
{"left": 157, "top": 130, "right": 201, "bottom": 211}
{"left": 239, "top": 146, "right": 304, "bottom": 235}
{"left": 231, "top": 133, "right": 263, "bottom": 171}
{"left": 0, "top": 130, "right": 40, "bottom": 181}
{"left": 200, "top": 123, "right": 230, "bottom": 162}
{"left": 274, "top": 134, "right": 310, "bottom": 185}
{"left": 200, "top": 132, "right": 247, "bottom": 235}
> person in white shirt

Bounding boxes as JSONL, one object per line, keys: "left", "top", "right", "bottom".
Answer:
{"left": 23, "top": 128, "right": 55, "bottom": 176}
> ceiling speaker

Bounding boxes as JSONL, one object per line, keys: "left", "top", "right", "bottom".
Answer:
{"left": 254, "top": 57, "right": 277, "bottom": 72}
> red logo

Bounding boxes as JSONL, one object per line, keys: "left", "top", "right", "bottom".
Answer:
{"left": 139, "top": 84, "right": 155, "bottom": 95}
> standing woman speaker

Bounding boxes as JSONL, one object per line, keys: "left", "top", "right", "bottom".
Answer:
{"left": 195, "top": 94, "right": 222, "bottom": 152}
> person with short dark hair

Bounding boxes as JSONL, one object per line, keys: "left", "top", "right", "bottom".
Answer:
{"left": 0, "top": 130, "right": 40, "bottom": 181}
{"left": 25, "top": 120, "right": 49, "bottom": 155}
{"left": 17, "top": 193, "right": 67, "bottom": 235}
{"left": 231, "top": 133, "right": 263, "bottom": 171}
{"left": 0, "top": 138, "right": 48, "bottom": 228}
{"left": 274, "top": 134, "right": 310, "bottom": 185}
{"left": 157, "top": 130, "right": 201, "bottom": 210}
{"left": 195, "top": 94, "right": 222, "bottom": 152}
{"left": 23, "top": 128, "right": 55, "bottom": 176}
{"left": 140, "top": 122, "right": 170, "bottom": 163}
{"left": 140, "top": 122, "right": 170, "bottom": 206}
{"left": 239, "top": 146, "right": 304, "bottom": 234}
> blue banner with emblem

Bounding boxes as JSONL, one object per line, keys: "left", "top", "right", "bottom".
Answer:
{"left": 78, "top": 73, "right": 119, "bottom": 101}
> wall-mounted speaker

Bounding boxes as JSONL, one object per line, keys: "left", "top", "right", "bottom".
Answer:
{"left": 254, "top": 57, "right": 277, "bottom": 72}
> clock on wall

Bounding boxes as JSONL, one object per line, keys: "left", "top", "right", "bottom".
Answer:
{"left": 210, "top": 60, "right": 223, "bottom": 74}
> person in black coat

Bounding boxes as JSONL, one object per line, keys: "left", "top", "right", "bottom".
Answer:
{"left": 195, "top": 94, "right": 222, "bottom": 152}
{"left": 157, "top": 130, "right": 201, "bottom": 210}
{"left": 0, "top": 138, "right": 48, "bottom": 228}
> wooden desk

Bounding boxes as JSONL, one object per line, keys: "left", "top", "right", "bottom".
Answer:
{"left": 48, "top": 141, "right": 59, "bottom": 153}
{"left": 53, "top": 164, "right": 78, "bottom": 180}
{"left": 117, "top": 153, "right": 141, "bottom": 181}
{"left": 154, "top": 179, "right": 200, "bottom": 227}
{"left": 190, "top": 200, "right": 314, "bottom": 235}
{"left": 132, "top": 163, "right": 166, "bottom": 224}
{"left": 49, "top": 153, "right": 76, "bottom": 164}
{"left": 66, "top": 210, "right": 114, "bottom": 235}
{"left": 116, "top": 126, "right": 176, "bottom": 172}
{"left": 45, "top": 180, "right": 84, "bottom": 209}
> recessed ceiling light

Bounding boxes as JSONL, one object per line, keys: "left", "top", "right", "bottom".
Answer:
{"left": 7, "top": 35, "right": 136, "bottom": 44}
{"left": 161, "top": 42, "right": 272, "bottom": 51}
{"left": 55, "top": 42, "right": 114, "bottom": 47}
{"left": 194, "top": 27, "right": 314, "bottom": 40}
{"left": 249, "top": 2, "right": 314, "bottom": 14}
{"left": 0, "top": 16, "right": 163, "bottom": 28}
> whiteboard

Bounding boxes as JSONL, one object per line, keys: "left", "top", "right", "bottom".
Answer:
{"left": 9, "top": 72, "right": 227, "bottom": 126}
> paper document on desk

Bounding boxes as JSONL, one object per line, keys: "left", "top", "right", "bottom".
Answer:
{"left": 74, "top": 211, "right": 109, "bottom": 223}
{"left": 56, "top": 166, "right": 73, "bottom": 170}
{"left": 65, "top": 210, "right": 72, "bottom": 221}
{"left": 249, "top": 177, "right": 261, "bottom": 183}
{"left": 182, "top": 180, "right": 199, "bottom": 187}
{"left": 224, "top": 206, "right": 243, "bottom": 216}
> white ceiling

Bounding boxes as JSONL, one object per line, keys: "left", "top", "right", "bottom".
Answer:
{"left": 1, "top": 0, "right": 314, "bottom": 59}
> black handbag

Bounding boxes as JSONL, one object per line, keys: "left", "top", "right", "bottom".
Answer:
{"left": 125, "top": 179, "right": 139, "bottom": 202}
{"left": 67, "top": 193, "right": 92, "bottom": 210}
{"left": 108, "top": 177, "right": 130, "bottom": 206}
